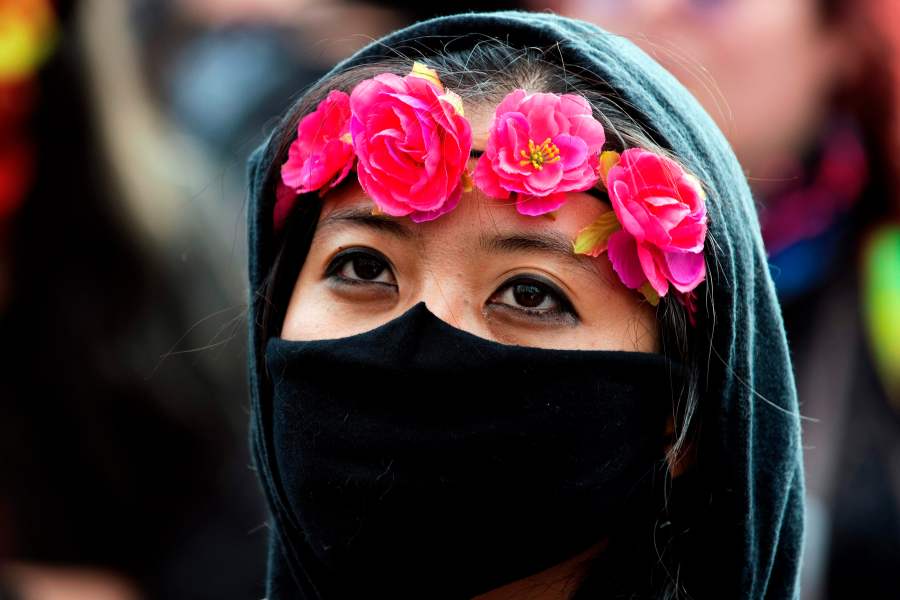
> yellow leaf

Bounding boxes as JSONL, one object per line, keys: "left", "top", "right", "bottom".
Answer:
{"left": 409, "top": 61, "right": 443, "bottom": 91}
{"left": 439, "top": 89, "right": 465, "bottom": 117}
{"left": 572, "top": 211, "right": 621, "bottom": 257}
{"left": 597, "top": 150, "right": 621, "bottom": 190}
{"left": 460, "top": 170, "right": 474, "bottom": 193}
{"left": 683, "top": 172, "right": 707, "bottom": 200}
{"left": 638, "top": 282, "right": 660, "bottom": 306}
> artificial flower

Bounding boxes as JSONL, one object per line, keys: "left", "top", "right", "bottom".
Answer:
{"left": 574, "top": 148, "right": 708, "bottom": 309}
{"left": 606, "top": 148, "right": 707, "bottom": 296}
{"left": 474, "top": 89, "right": 606, "bottom": 216}
{"left": 277, "top": 90, "right": 354, "bottom": 229}
{"left": 349, "top": 62, "right": 471, "bottom": 222}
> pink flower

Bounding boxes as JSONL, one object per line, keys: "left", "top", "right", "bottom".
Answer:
{"left": 281, "top": 90, "right": 354, "bottom": 192}
{"left": 349, "top": 65, "right": 472, "bottom": 222}
{"left": 277, "top": 90, "right": 354, "bottom": 229}
{"left": 605, "top": 148, "right": 708, "bottom": 297}
{"left": 474, "top": 89, "right": 606, "bottom": 216}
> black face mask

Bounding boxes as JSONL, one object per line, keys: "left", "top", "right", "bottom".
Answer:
{"left": 263, "top": 302, "right": 679, "bottom": 599}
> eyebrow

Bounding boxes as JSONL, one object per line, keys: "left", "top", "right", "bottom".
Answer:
{"left": 478, "top": 230, "right": 596, "bottom": 274}
{"left": 318, "top": 206, "right": 415, "bottom": 239}
{"left": 317, "top": 205, "right": 596, "bottom": 273}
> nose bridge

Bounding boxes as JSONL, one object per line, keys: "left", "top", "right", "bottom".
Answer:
{"left": 419, "top": 266, "right": 467, "bottom": 330}
{"left": 413, "top": 251, "right": 471, "bottom": 329}
{"left": 409, "top": 217, "right": 474, "bottom": 332}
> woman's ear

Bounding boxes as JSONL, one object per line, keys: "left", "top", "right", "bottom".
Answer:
{"left": 663, "top": 415, "right": 696, "bottom": 478}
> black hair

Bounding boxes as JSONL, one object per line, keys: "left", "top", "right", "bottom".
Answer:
{"left": 254, "top": 40, "right": 718, "bottom": 599}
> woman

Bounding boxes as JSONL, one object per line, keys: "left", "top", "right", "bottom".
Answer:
{"left": 245, "top": 12, "right": 804, "bottom": 600}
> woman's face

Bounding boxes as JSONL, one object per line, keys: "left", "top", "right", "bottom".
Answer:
{"left": 280, "top": 109, "right": 660, "bottom": 352}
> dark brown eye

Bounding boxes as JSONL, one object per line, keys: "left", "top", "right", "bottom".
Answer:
{"left": 512, "top": 282, "right": 548, "bottom": 308}
{"left": 325, "top": 249, "right": 397, "bottom": 287}
{"left": 347, "top": 254, "right": 385, "bottom": 280}
{"left": 488, "top": 275, "right": 578, "bottom": 322}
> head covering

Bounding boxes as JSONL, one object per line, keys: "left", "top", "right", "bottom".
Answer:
{"left": 245, "top": 11, "right": 804, "bottom": 600}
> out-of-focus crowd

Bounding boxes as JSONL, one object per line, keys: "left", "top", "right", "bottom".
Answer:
{"left": 0, "top": 1, "right": 898, "bottom": 598}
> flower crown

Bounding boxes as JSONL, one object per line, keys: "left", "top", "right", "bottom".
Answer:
{"left": 277, "top": 62, "right": 708, "bottom": 323}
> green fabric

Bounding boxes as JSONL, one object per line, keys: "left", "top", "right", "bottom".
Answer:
{"left": 245, "top": 11, "right": 804, "bottom": 599}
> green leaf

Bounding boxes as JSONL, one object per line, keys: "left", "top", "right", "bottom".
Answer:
{"left": 638, "top": 282, "right": 660, "bottom": 306}
{"left": 573, "top": 211, "right": 621, "bottom": 257}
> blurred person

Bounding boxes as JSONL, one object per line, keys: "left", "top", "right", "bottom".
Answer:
{"left": 0, "top": 1, "right": 265, "bottom": 598}
{"left": 537, "top": 0, "right": 900, "bottom": 598}
{"left": 127, "top": 0, "right": 525, "bottom": 162}
{"left": 130, "top": 0, "right": 406, "bottom": 161}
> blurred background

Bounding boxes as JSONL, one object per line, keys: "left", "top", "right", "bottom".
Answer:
{"left": 0, "top": 1, "right": 897, "bottom": 598}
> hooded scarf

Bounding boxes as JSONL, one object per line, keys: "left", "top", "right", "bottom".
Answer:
{"left": 245, "top": 11, "right": 804, "bottom": 600}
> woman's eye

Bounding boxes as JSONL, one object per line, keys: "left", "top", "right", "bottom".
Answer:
{"left": 325, "top": 249, "right": 397, "bottom": 288}
{"left": 488, "top": 276, "right": 578, "bottom": 322}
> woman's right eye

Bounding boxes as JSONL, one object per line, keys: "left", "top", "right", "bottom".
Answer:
{"left": 324, "top": 249, "right": 397, "bottom": 288}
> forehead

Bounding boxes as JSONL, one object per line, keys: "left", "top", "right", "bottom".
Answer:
{"left": 316, "top": 171, "right": 610, "bottom": 246}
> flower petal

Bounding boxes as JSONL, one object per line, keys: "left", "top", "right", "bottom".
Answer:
{"left": 523, "top": 161, "right": 564, "bottom": 194}
{"left": 662, "top": 250, "right": 706, "bottom": 293}
{"left": 516, "top": 191, "right": 567, "bottom": 216}
{"left": 607, "top": 230, "right": 647, "bottom": 290}
{"left": 409, "top": 181, "right": 463, "bottom": 222}
{"left": 635, "top": 242, "right": 669, "bottom": 296}
{"left": 552, "top": 134, "right": 588, "bottom": 170}
{"left": 474, "top": 154, "right": 509, "bottom": 199}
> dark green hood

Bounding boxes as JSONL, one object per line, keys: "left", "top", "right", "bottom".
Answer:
{"left": 246, "top": 11, "right": 804, "bottom": 599}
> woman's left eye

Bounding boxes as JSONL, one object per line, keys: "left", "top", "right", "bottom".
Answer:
{"left": 488, "top": 276, "right": 578, "bottom": 322}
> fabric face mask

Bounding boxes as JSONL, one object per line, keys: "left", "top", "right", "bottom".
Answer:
{"left": 264, "top": 302, "right": 680, "bottom": 599}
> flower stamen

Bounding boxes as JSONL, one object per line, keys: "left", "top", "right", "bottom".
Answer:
{"left": 519, "top": 138, "right": 561, "bottom": 170}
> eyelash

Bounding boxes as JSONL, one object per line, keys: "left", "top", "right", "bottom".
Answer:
{"left": 488, "top": 275, "right": 578, "bottom": 322}
{"left": 325, "top": 248, "right": 398, "bottom": 288}
{"left": 323, "top": 249, "right": 578, "bottom": 322}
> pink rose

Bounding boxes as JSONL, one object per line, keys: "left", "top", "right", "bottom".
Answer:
{"left": 349, "top": 68, "right": 472, "bottom": 222}
{"left": 606, "top": 148, "right": 708, "bottom": 297}
{"left": 281, "top": 90, "right": 354, "bottom": 193}
{"left": 277, "top": 90, "right": 354, "bottom": 229}
{"left": 474, "top": 89, "right": 606, "bottom": 216}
